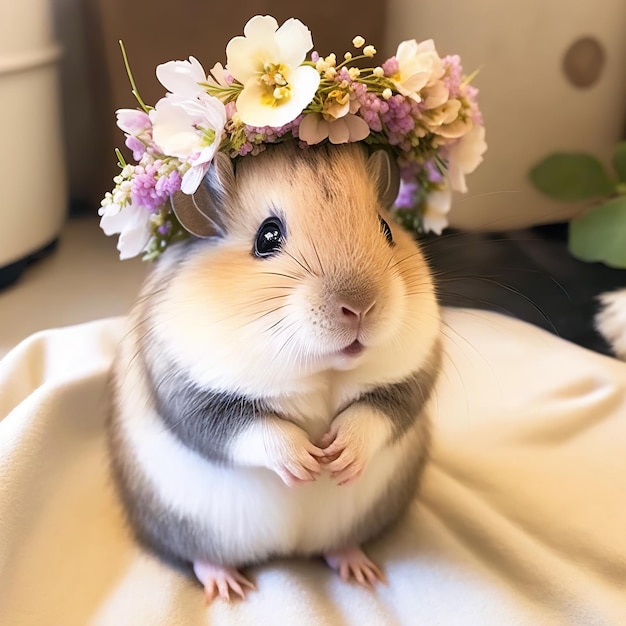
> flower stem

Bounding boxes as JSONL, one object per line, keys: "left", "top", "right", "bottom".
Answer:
{"left": 119, "top": 40, "right": 150, "bottom": 113}
{"left": 335, "top": 53, "right": 370, "bottom": 70}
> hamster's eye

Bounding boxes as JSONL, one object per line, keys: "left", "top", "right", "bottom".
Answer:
{"left": 379, "top": 216, "right": 394, "bottom": 246}
{"left": 254, "top": 217, "right": 285, "bottom": 258}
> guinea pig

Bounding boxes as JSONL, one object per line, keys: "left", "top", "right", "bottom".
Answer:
{"left": 107, "top": 141, "right": 442, "bottom": 603}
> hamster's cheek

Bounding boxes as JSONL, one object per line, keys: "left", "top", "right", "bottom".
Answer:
{"left": 358, "top": 273, "right": 407, "bottom": 347}
{"left": 288, "top": 281, "right": 357, "bottom": 354}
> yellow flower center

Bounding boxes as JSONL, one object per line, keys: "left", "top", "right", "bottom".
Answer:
{"left": 260, "top": 62, "right": 292, "bottom": 106}
{"left": 321, "top": 89, "right": 351, "bottom": 120}
{"left": 327, "top": 89, "right": 350, "bottom": 106}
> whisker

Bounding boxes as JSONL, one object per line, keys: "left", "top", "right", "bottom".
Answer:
{"left": 456, "top": 276, "right": 558, "bottom": 336}
{"left": 310, "top": 239, "right": 326, "bottom": 277}
{"left": 293, "top": 242, "right": 317, "bottom": 276}
{"left": 244, "top": 305, "right": 289, "bottom": 327}
{"left": 265, "top": 315, "right": 290, "bottom": 335}
{"left": 283, "top": 249, "right": 314, "bottom": 277}
{"left": 388, "top": 250, "right": 423, "bottom": 272}
{"left": 259, "top": 271, "right": 300, "bottom": 281}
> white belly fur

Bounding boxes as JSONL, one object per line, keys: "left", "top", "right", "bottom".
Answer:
{"left": 115, "top": 336, "right": 422, "bottom": 564}
{"left": 123, "top": 407, "right": 413, "bottom": 560}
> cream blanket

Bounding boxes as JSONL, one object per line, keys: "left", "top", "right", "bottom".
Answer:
{"left": 1, "top": 309, "right": 625, "bottom": 625}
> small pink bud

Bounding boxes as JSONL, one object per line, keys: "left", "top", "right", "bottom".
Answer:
{"left": 116, "top": 109, "right": 152, "bottom": 134}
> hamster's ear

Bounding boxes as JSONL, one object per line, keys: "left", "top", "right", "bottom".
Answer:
{"left": 170, "top": 152, "right": 235, "bottom": 238}
{"left": 367, "top": 149, "right": 400, "bottom": 209}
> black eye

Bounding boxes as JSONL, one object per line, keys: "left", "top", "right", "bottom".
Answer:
{"left": 379, "top": 216, "right": 394, "bottom": 246}
{"left": 254, "top": 217, "right": 285, "bottom": 257}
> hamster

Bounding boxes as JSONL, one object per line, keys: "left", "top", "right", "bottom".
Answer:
{"left": 107, "top": 141, "right": 442, "bottom": 602}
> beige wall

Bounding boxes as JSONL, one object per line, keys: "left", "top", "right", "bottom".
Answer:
{"left": 386, "top": 0, "right": 626, "bottom": 230}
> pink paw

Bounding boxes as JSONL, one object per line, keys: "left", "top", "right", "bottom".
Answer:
{"left": 193, "top": 560, "right": 255, "bottom": 603}
{"left": 320, "top": 426, "right": 368, "bottom": 486}
{"left": 268, "top": 421, "right": 325, "bottom": 487}
{"left": 324, "top": 546, "right": 386, "bottom": 589}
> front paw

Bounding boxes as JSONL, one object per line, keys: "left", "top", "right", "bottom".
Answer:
{"left": 320, "top": 409, "right": 389, "bottom": 486}
{"left": 266, "top": 421, "right": 324, "bottom": 487}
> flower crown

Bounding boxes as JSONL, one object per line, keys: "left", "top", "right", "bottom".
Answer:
{"left": 100, "top": 15, "right": 486, "bottom": 260}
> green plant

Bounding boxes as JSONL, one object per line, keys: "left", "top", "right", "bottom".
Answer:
{"left": 529, "top": 142, "right": 626, "bottom": 268}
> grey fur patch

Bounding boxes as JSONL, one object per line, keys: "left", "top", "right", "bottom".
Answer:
{"left": 348, "top": 417, "right": 430, "bottom": 549}
{"left": 356, "top": 339, "right": 441, "bottom": 441}
{"left": 106, "top": 396, "right": 227, "bottom": 568}
{"left": 141, "top": 339, "right": 272, "bottom": 464}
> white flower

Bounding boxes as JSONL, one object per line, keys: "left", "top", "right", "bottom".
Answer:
{"left": 299, "top": 113, "right": 370, "bottom": 145}
{"left": 226, "top": 15, "right": 320, "bottom": 127}
{"left": 99, "top": 200, "right": 151, "bottom": 260}
{"left": 447, "top": 125, "right": 487, "bottom": 193}
{"left": 422, "top": 188, "right": 452, "bottom": 235}
{"left": 391, "top": 39, "right": 445, "bottom": 102}
{"left": 156, "top": 56, "right": 207, "bottom": 97}
{"left": 150, "top": 93, "right": 227, "bottom": 194}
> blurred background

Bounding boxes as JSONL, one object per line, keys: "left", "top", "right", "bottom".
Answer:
{"left": 1, "top": 0, "right": 625, "bottom": 356}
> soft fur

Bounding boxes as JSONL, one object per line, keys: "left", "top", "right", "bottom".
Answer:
{"left": 107, "top": 143, "right": 441, "bottom": 573}
{"left": 596, "top": 288, "right": 626, "bottom": 360}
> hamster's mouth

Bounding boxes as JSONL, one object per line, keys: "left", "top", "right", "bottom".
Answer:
{"left": 341, "top": 340, "right": 364, "bottom": 357}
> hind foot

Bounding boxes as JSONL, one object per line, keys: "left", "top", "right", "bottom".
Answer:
{"left": 324, "top": 546, "right": 386, "bottom": 589}
{"left": 193, "top": 560, "right": 255, "bottom": 603}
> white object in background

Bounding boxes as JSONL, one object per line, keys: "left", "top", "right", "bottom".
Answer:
{"left": 596, "top": 289, "right": 626, "bottom": 360}
{"left": 0, "top": 0, "right": 66, "bottom": 275}
{"left": 386, "top": 0, "right": 626, "bottom": 230}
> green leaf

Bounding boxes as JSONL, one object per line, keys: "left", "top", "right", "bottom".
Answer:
{"left": 529, "top": 153, "right": 614, "bottom": 201}
{"left": 611, "top": 142, "right": 626, "bottom": 183}
{"left": 569, "top": 196, "right": 626, "bottom": 268}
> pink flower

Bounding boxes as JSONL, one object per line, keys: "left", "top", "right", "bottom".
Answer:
{"left": 116, "top": 109, "right": 151, "bottom": 134}
{"left": 442, "top": 55, "right": 462, "bottom": 98}
{"left": 299, "top": 113, "right": 369, "bottom": 145}
{"left": 382, "top": 57, "right": 399, "bottom": 77}
{"left": 116, "top": 109, "right": 154, "bottom": 160}
{"left": 130, "top": 163, "right": 182, "bottom": 212}
{"left": 394, "top": 179, "right": 418, "bottom": 209}
{"left": 125, "top": 135, "right": 147, "bottom": 161}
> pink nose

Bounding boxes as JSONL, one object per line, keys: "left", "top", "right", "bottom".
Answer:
{"left": 341, "top": 305, "right": 360, "bottom": 320}
{"left": 340, "top": 301, "right": 376, "bottom": 321}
